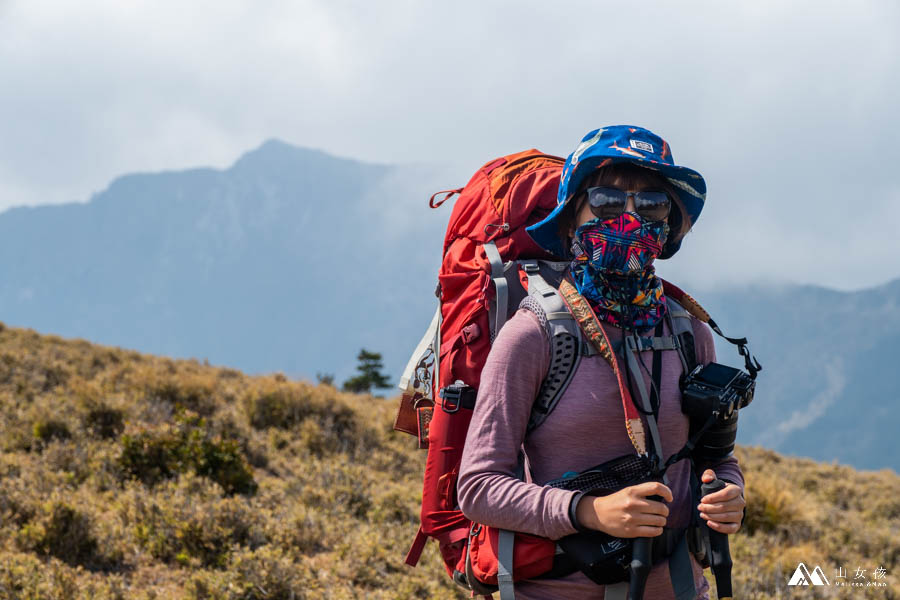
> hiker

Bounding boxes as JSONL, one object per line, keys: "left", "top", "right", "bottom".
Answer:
{"left": 456, "top": 126, "right": 747, "bottom": 599}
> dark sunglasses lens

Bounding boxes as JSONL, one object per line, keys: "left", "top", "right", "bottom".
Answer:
{"left": 634, "top": 191, "right": 671, "bottom": 222}
{"left": 587, "top": 187, "right": 627, "bottom": 220}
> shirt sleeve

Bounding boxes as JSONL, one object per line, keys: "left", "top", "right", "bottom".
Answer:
{"left": 457, "top": 308, "right": 580, "bottom": 540}
{"left": 689, "top": 317, "right": 745, "bottom": 493}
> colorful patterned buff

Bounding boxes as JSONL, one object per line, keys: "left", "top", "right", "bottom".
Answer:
{"left": 569, "top": 212, "right": 669, "bottom": 331}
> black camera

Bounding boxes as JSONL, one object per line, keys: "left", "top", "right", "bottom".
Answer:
{"left": 680, "top": 362, "right": 755, "bottom": 463}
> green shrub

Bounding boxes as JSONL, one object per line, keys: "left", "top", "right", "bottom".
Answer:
{"left": 139, "top": 368, "right": 217, "bottom": 415}
{"left": 0, "top": 552, "right": 83, "bottom": 600}
{"left": 83, "top": 404, "right": 125, "bottom": 439}
{"left": 243, "top": 380, "right": 316, "bottom": 429}
{"left": 126, "top": 476, "right": 261, "bottom": 568}
{"left": 33, "top": 419, "right": 71, "bottom": 443}
{"left": 265, "top": 506, "right": 329, "bottom": 555}
{"left": 119, "top": 411, "right": 256, "bottom": 495}
{"left": 369, "top": 489, "right": 416, "bottom": 524}
{"left": 743, "top": 476, "right": 799, "bottom": 535}
{"left": 16, "top": 502, "right": 101, "bottom": 568}
{"left": 187, "top": 547, "right": 317, "bottom": 600}
{"left": 243, "top": 379, "right": 379, "bottom": 460}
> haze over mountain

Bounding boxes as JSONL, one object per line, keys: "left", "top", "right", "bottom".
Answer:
{"left": 0, "top": 140, "right": 446, "bottom": 387}
{"left": 0, "top": 140, "right": 896, "bottom": 472}
{"left": 701, "top": 279, "right": 900, "bottom": 472}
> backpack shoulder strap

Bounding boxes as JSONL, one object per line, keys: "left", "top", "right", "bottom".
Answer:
{"left": 517, "top": 261, "right": 593, "bottom": 434}
{"left": 666, "top": 297, "right": 698, "bottom": 374}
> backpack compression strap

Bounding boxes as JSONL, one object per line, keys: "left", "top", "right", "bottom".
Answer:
{"left": 484, "top": 241, "right": 509, "bottom": 341}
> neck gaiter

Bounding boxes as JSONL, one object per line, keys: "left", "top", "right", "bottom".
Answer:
{"left": 568, "top": 212, "right": 669, "bottom": 331}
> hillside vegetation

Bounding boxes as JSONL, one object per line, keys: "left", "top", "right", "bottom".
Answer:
{"left": 0, "top": 323, "right": 896, "bottom": 599}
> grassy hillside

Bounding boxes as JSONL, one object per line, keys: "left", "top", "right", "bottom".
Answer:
{"left": 0, "top": 323, "right": 896, "bottom": 599}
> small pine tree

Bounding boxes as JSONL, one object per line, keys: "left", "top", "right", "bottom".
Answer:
{"left": 316, "top": 372, "right": 335, "bottom": 387}
{"left": 342, "top": 349, "right": 392, "bottom": 395}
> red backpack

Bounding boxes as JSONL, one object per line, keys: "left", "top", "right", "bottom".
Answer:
{"left": 394, "top": 149, "right": 563, "bottom": 573}
{"left": 393, "top": 150, "right": 719, "bottom": 596}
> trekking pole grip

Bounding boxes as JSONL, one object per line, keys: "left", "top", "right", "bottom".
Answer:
{"left": 628, "top": 493, "right": 663, "bottom": 600}
{"left": 701, "top": 478, "right": 734, "bottom": 599}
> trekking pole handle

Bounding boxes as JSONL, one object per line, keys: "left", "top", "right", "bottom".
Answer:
{"left": 700, "top": 478, "right": 734, "bottom": 599}
{"left": 629, "top": 493, "right": 663, "bottom": 600}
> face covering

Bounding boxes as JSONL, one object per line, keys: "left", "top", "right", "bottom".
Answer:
{"left": 568, "top": 212, "right": 669, "bottom": 331}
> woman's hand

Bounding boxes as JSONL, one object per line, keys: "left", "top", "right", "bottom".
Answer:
{"left": 697, "top": 468, "right": 745, "bottom": 534}
{"left": 576, "top": 481, "right": 673, "bottom": 538}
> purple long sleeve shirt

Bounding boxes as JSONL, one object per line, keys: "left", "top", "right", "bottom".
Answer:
{"left": 457, "top": 306, "right": 745, "bottom": 599}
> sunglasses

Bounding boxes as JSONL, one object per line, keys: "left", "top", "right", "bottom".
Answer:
{"left": 584, "top": 186, "right": 672, "bottom": 222}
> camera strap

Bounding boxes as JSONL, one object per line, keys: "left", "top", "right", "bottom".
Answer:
{"left": 658, "top": 279, "right": 762, "bottom": 380}
{"left": 558, "top": 278, "right": 650, "bottom": 457}
{"left": 622, "top": 325, "right": 667, "bottom": 481}
{"left": 651, "top": 321, "right": 664, "bottom": 415}
{"left": 707, "top": 318, "right": 763, "bottom": 379}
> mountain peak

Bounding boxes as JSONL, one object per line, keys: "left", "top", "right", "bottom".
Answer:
{"left": 231, "top": 139, "right": 383, "bottom": 175}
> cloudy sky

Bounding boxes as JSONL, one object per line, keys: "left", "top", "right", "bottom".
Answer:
{"left": 1, "top": 0, "right": 898, "bottom": 291}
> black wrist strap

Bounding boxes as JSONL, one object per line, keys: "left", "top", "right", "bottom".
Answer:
{"left": 568, "top": 491, "right": 592, "bottom": 533}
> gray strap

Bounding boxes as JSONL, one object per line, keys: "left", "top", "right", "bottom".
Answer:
{"left": 668, "top": 532, "right": 699, "bottom": 600}
{"left": 518, "top": 263, "right": 586, "bottom": 434}
{"left": 667, "top": 298, "right": 692, "bottom": 321}
{"left": 484, "top": 241, "right": 508, "bottom": 338}
{"left": 519, "top": 261, "right": 582, "bottom": 342}
{"left": 624, "top": 335, "right": 666, "bottom": 462}
{"left": 538, "top": 260, "right": 571, "bottom": 272}
{"left": 521, "top": 261, "right": 558, "bottom": 299}
{"left": 497, "top": 529, "right": 515, "bottom": 600}
{"left": 611, "top": 336, "right": 678, "bottom": 353}
{"left": 665, "top": 308, "right": 690, "bottom": 374}
{"left": 667, "top": 298, "right": 695, "bottom": 374}
{"left": 604, "top": 581, "right": 628, "bottom": 600}
{"left": 545, "top": 311, "right": 573, "bottom": 321}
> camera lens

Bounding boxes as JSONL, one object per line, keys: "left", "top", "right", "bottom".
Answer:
{"left": 691, "top": 411, "right": 738, "bottom": 464}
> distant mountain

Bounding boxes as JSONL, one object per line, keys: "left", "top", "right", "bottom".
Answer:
{"left": 699, "top": 278, "right": 900, "bottom": 472}
{"left": 0, "top": 140, "right": 447, "bottom": 385}
{"left": 0, "top": 140, "right": 896, "bottom": 472}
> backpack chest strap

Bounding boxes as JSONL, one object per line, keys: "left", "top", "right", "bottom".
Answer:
{"left": 610, "top": 335, "right": 680, "bottom": 353}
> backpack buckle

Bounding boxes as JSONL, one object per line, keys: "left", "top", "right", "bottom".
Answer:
{"left": 440, "top": 381, "right": 476, "bottom": 414}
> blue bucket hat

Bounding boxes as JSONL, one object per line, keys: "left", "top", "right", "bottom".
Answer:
{"left": 526, "top": 125, "right": 706, "bottom": 259}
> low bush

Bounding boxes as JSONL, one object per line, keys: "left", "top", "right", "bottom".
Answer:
{"left": 33, "top": 419, "right": 72, "bottom": 443}
{"left": 136, "top": 367, "right": 218, "bottom": 416}
{"left": 16, "top": 501, "right": 102, "bottom": 568}
{"left": 124, "top": 475, "right": 264, "bottom": 569}
{"left": 118, "top": 411, "right": 256, "bottom": 495}
{"left": 83, "top": 404, "right": 125, "bottom": 440}
{"left": 186, "top": 547, "right": 317, "bottom": 600}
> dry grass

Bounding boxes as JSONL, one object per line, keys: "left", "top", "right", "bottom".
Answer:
{"left": 0, "top": 321, "right": 896, "bottom": 598}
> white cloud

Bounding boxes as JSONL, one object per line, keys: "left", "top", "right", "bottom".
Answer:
{"left": 0, "top": 0, "right": 898, "bottom": 289}
{"left": 756, "top": 357, "right": 846, "bottom": 449}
